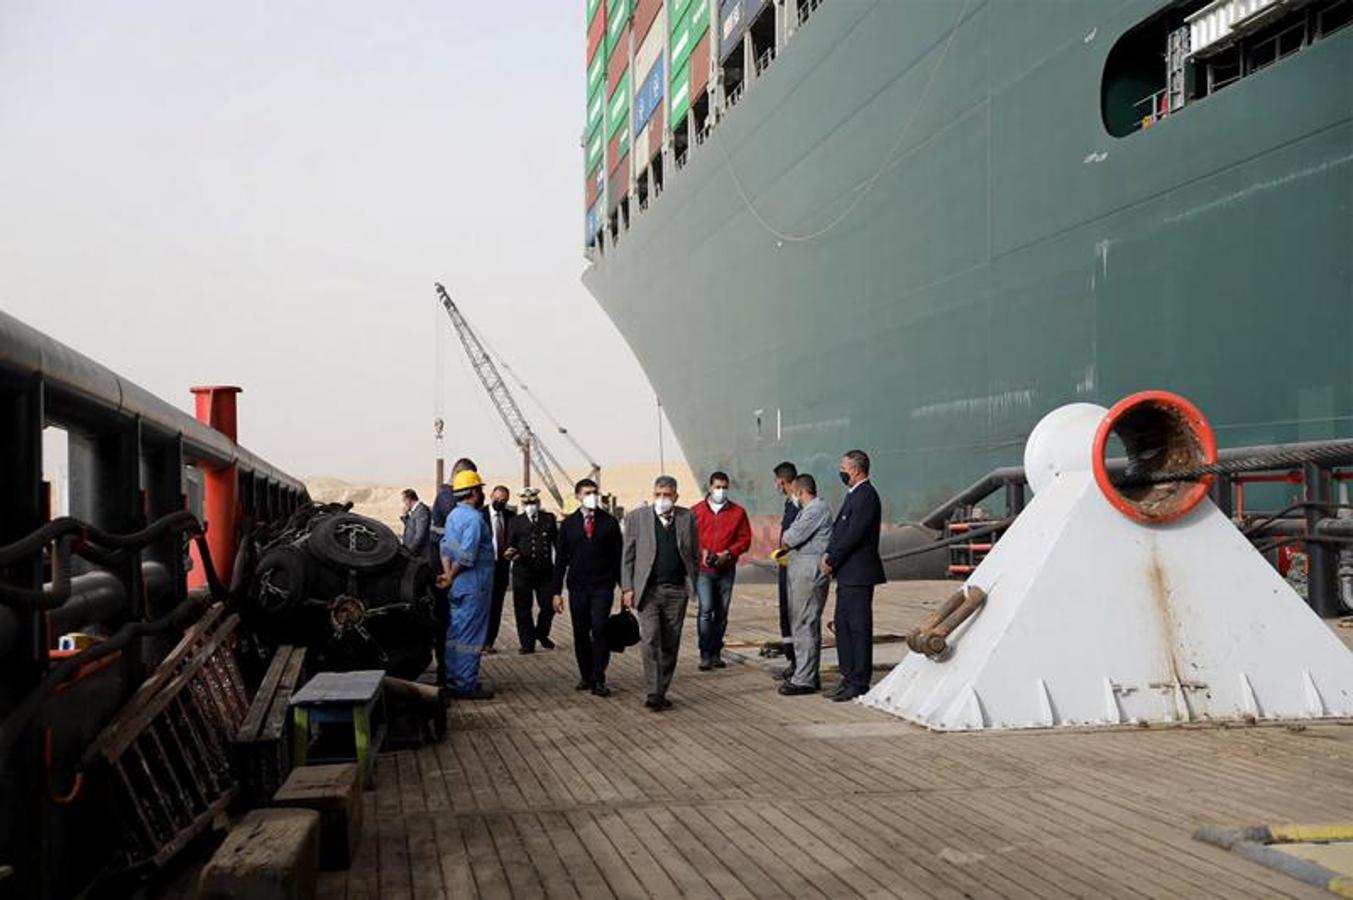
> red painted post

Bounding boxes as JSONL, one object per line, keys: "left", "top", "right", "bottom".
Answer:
{"left": 187, "top": 386, "right": 242, "bottom": 589}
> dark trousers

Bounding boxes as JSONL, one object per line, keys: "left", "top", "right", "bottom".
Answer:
{"left": 833, "top": 583, "right": 875, "bottom": 693}
{"left": 513, "top": 577, "right": 554, "bottom": 650}
{"left": 485, "top": 559, "right": 510, "bottom": 647}
{"left": 638, "top": 582, "right": 689, "bottom": 698}
{"left": 569, "top": 587, "right": 613, "bottom": 687}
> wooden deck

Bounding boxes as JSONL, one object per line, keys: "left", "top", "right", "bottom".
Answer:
{"left": 321, "top": 581, "right": 1353, "bottom": 899}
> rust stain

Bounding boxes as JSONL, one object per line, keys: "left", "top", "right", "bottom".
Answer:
{"left": 1146, "top": 545, "right": 1190, "bottom": 721}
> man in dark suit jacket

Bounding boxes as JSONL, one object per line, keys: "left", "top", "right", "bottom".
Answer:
{"left": 552, "top": 478, "right": 623, "bottom": 696}
{"left": 822, "top": 449, "right": 886, "bottom": 701}
{"left": 484, "top": 484, "right": 516, "bottom": 653}
{"left": 505, "top": 486, "right": 557, "bottom": 653}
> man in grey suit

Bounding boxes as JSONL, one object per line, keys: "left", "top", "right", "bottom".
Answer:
{"left": 621, "top": 474, "right": 700, "bottom": 711}
{"left": 400, "top": 488, "right": 431, "bottom": 555}
{"left": 776, "top": 474, "right": 833, "bottom": 695}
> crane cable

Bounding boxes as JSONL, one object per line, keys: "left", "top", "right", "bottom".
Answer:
{"left": 717, "top": 0, "right": 973, "bottom": 245}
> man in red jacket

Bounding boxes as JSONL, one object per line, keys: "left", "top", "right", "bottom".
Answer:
{"left": 692, "top": 471, "right": 752, "bottom": 670}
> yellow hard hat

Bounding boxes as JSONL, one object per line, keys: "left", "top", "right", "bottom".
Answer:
{"left": 452, "top": 470, "right": 484, "bottom": 493}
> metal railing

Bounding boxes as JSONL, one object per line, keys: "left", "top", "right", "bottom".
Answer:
{"left": 0, "top": 309, "right": 307, "bottom": 898}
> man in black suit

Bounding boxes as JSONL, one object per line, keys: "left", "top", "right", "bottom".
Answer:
{"left": 822, "top": 449, "right": 886, "bottom": 701}
{"left": 505, "top": 486, "right": 557, "bottom": 653}
{"left": 551, "top": 478, "right": 623, "bottom": 696}
{"left": 483, "top": 484, "right": 516, "bottom": 654}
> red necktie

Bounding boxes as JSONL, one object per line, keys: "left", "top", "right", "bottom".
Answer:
{"left": 584, "top": 512, "right": 594, "bottom": 539}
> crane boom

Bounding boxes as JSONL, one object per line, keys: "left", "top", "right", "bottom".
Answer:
{"left": 434, "top": 282, "right": 569, "bottom": 509}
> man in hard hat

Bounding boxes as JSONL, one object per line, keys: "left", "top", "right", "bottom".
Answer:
{"left": 435, "top": 469, "right": 496, "bottom": 700}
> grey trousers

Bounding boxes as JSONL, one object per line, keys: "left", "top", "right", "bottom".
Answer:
{"left": 638, "top": 582, "right": 689, "bottom": 698}
{"left": 788, "top": 563, "right": 829, "bottom": 688}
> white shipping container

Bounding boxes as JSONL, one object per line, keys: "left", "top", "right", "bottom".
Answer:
{"left": 635, "top": 10, "right": 665, "bottom": 85}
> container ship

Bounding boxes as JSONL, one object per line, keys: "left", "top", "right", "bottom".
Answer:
{"left": 580, "top": 0, "right": 1353, "bottom": 523}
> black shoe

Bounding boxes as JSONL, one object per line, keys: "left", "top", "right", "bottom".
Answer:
{"left": 830, "top": 687, "right": 864, "bottom": 703}
{"left": 779, "top": 682, "right": 818, "bottom": 696}
{"left": 518, "top": 647, "right": 535, "bottom": 655}
{"left": 698, "top": 660, "right": 713, "bottom": 672}
{"left": 575, "top": 680, "right": 591, "bottom": 691}
{"left": 658, "top": 696, "right": 673, "bottom": 710}
{"left": 778, "top": 665, "right": 795, "bottom": 682}
{"left": 591, "top": 684, "right": 612, "bottom": 698}
{"left": 824, "top": 682, "right": 849, "bottom": 698}
{"left": 450, "top": 685, "right": 495, "bottom": 700}
{"left": 539, "top": 635, "right": 555, "bottom": 650}
{"left": 644, "top": 694, "right": 661, "bottom": 709}
{"left": 712, "top": 658, "right": 727, "bottom": 669}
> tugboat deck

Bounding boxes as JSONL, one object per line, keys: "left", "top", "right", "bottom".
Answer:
{"left": 326, "top": 582, "right": 1353, "bottom": 899}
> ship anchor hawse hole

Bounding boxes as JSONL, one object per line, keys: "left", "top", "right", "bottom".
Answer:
{"left": 1096, "top": 391, "right": 1217, "bottom": 524}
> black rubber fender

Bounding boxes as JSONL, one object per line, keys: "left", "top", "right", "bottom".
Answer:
{"left": 251, "top": 545, "right": 309, "bottom": 619}
{"left": 307, "top": 513, "right": 400, "bottom": 572}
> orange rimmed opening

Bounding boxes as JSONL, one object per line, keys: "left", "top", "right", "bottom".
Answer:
{"left": 1092, "top": 391, "right": 1217, "bottom": 524}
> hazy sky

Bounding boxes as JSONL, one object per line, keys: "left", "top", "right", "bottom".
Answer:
{"left": 0, "top": 1, "right": 678, "bottom": 483}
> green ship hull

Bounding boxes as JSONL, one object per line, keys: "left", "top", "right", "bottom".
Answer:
{"left": 584, "top": 0, "right": 1353, "bottom": 521}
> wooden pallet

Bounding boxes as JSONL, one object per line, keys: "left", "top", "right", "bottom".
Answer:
{"left": 233, "top": 644, "right": 308, "bottom": 809}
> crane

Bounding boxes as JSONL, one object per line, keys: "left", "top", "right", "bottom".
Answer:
{"left": 434, "top": 282, "right": 593, "bottom": 510}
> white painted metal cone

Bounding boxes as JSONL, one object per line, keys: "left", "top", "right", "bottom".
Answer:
{"left": 862, "top": 400, "right": 1353, "bottom": 731}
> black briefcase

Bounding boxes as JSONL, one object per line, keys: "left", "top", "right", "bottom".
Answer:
{"left": 606, "top": 609, "right": 640, "bottom": 652}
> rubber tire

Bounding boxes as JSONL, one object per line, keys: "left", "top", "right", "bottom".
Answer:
{"left": 307, "top": 512, "right": 400, "bottom": 572}
{"left": 251, "top": 546, "right": 309, "bottom": 620}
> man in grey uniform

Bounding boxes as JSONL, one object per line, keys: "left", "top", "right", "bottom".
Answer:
{"left": 776, "top": 474, "right": 833, "bottom": 696}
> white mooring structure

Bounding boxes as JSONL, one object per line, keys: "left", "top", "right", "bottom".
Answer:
{"left": 862, "top": 392, "right": 1353, "bottom": 731}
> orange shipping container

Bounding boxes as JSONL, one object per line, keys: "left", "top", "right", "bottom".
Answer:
{"left": 607, "top": 24, "right": 630, "bottom": 94}
{"left": 690, "top": 32, "right": 711, "bottom": 98}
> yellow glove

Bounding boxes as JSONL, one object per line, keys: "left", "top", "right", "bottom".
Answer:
{"left": 770, "top": 547, "right": 789, "bottom": 566}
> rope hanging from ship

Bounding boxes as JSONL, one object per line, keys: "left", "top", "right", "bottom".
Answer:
{"left": 717, "top": 0, "right": 974, "bottom": 244}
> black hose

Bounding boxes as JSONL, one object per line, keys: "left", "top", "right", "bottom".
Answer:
{"left": 879, "top": 519, "right": 1012, "bottom": 563}
{"left": 0, "top": 510, "right": 200, "bottom": 567}
{"left": 1118, "top": 440, "right": 1353, "bottom": 487}
{"left": 0, "top": 594, "right": 210, "bottom": 768}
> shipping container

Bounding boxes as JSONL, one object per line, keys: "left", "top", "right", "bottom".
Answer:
{"left": 586, "top": 0, "right": 603, "bottom": 29}
{"left": 586, "top": 160, "right": 602, "bottom": 207}
{"left": 585, "top": 121, "right": 605, "bottom": 174}
{"left": 669, "top": 60, "right": 689, "bottom": 129}
{"left": 669, "top": 0, "right": 709, "bottom": 78}
{"left": 633, "top": 58, "right": 664, "bottom": 138}
{"left": 634, "top": 0, "right": 664, "bottom": 43}
{"left": 607, "top": 24, "right": 630, "bottom": 94}
{"left": 607, "top": 153, "right": 628, "bottom": 211}
{"left": 587, "top": 1, "right": 606, "bottom": 63}
{"left": 587, "top": 47, "right": 605, "bottom": 101}
{"left": 689, "top": 30, "right": 711, "bottom": 99}
{"left": 585, "top": 199, "right": 601, "bottom": 245}
{"left": 669, "top": 27, "right": 709, "bottom": 130}
{"left": 587, "top": 78, "right": 604, "bottom": 135}
{"left": 668, "top": 0, "right": 695, "bottom": 31}
{"left": 718, "top": 0, "right": 768, "bottom": 63}
{"left": 606, "top": 69, "right": 630, "bottom": 139}
{"left": 606, "top": 0, "right": 633, "bottom": 60}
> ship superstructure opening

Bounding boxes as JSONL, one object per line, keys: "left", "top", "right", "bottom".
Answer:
{"left": 1103, "top": 0, "right": 1352, "bottom": 137}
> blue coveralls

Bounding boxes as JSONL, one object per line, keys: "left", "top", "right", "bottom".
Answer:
{"left": 441, "top": 502, "right": 495, "bottom": 692}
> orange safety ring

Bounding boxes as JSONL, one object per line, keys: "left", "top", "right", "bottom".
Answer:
{"left": 1092, "top": 390, "right": 1217, "bottom": 525}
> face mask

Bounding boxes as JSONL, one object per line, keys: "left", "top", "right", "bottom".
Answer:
{"left": 580, "top": 493, "right": 599, "bottom": 510}
{"left": 653, "top": 497, "right": 674, "bottom": 515}
{"left": 793, "top": 494, "right": 804, "bottom": 508}
{"left": 523, "top": 503, "right": 539, "bottom": 517}
{"left": 839, "top": 471, "right": 852, "bottom": 487}
{"left": 492, "top": 500, "right": 507, "bottom": 511}
{"left": 710, "top": 487, "right": 727, "bottom": 504}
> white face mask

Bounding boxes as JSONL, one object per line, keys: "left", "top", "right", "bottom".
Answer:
{"left": 653, "top": 497, "right": 674, "bottom": 515}
{"left": 580, "top": 493, "right": 599, "bottom": 510}
{"left": 523, "top": 503, "right": 539, "bottom": 517}
{"left": 709, "top": 487, "right": 727, "bottom": 504}
{"left": 792, "top": 494, "right": 804, "bottom": 508}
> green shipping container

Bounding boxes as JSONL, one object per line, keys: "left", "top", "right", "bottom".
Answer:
{"left": 586, "top": 0, "right": 602, "bottom": 29}
{"left": 668, "top": 60, "right": 689, "bottom": 128}
{"left": 585, "top": 122, "right": 604, "bottom": 174}
{"left": 606, "top": 0, "right": 632, "bottom": 60}
{"left": 587, "top": 48, "right": 605, "bottom": 99}
{"left": 669, "top": 0, "right": 695, "bottom": 33}
{"left": 606, "top": 69, "right": 630, "bottom": 140}
{"left": 587, "top": 77, "right": 604, "bottom": 134}
{"left": 670, "top": 1, "right": 709, "bottom": 76}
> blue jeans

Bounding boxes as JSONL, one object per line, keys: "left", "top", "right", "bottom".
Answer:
{"left": 696, "top": 570, "right": 736, "bottom": 661}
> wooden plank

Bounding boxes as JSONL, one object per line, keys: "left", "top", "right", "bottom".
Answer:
{"left": 236, "top": 644, "right": 293, "bottom": 741}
